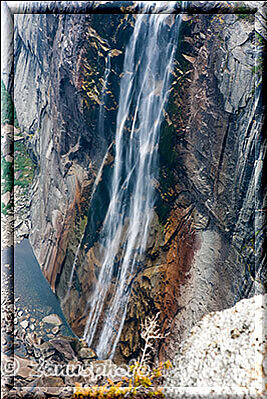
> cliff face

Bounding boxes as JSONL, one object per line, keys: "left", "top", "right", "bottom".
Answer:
{"left": 12, "top": 2, "right": 266, "bottom": 362}
{"left": 130, "top": 12, "right": 266, "bottom": 361}
{"left": 14, "top": 12, "right": 132, "bottom": 292}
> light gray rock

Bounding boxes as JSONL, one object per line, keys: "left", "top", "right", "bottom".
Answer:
{"left": 20, "top": 320, "right": 29, "bottom": 329}
{"left": 52, "top": 326, "right": 60, "bottom": 335}
{"left": 42, "top": 314, "right": 62, "bottom": 326}
{"left": 214, "top": 16, "right": 256, "bottom": 114}
{"left": 166, "top": 294, "right": 267, "bottom": 397}
{"left": 1, "top": 2, "right": 13, "bottom": 92}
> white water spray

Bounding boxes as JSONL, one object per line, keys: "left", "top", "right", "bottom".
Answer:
{"left": 83, "top": 3, "right": 181, "bottom": 359}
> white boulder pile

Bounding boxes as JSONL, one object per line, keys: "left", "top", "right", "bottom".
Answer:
{"left": 165, "top": 294, "right": 267, "bottom": 398}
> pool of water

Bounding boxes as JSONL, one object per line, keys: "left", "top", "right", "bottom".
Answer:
{"left": 13, "top": 238, "right": 74, "bottom": 337}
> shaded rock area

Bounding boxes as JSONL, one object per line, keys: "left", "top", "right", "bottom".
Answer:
{"left": 13, "top": 9, "right": 134, "bottom": 293}
{"left": 7, "top": 0, "right": 266, "bottom": 366}
{"left": 2, "top": 283, "right": 131, "bottom": 399}
{"left": 2, "top": 241, "right": 117, "bottom": 399}
{"left": 13, "top": 239, "right": 74, "bottom": 340}
{"left": 1, "top": 292, "right": 109, "bottom": 399}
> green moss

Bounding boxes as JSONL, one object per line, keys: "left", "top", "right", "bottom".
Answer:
{"left": 1, "top": 141, "right": 34, "bottom": 213}
{"left": 79, "top": 215, "right": 88, "bottom": 235}
{"left": 159, "top": 124, "right": 177, "bottom": 167}
{"left": 255, "top": 32, "right": 265, "bottom": 45}
{"left": 155, "top": 198, "right": 171, "bottom": 226}
{"left": 235, "top": 5, "right": 250, "bottom": 14}
{"left": 238, "top": 14, "right": 254, "bottom": 22}
{"left": 1, "top": 157, "right": 13, "bottom": 194}
{"left": 252, "top": 55, "right": 264, "bottom": 74}
{"left": 1, "top": 202, "right": 12, "bottom": 215}
{"left": 1, "top": 80, "right": 19, "bottom": 127}
{"left": 14, "top": 141, "right": 35, "bottom": 192}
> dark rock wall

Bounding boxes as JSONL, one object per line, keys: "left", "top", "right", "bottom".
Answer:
{"left": 14, "top": 12, "right": 133, "bottom": 294}
{"left": 12, "top": 4, "right": 266, "bottom": 362}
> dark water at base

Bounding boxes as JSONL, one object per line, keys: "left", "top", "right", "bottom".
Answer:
{"left": 13, "top": 238, "right": 74, "bottom": 337}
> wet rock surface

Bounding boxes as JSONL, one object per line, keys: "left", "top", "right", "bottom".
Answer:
{"left": 116, "top": 10, "right": 266, "bottom": 361}
{"left": 13, "top": 9, "right": 133, "bottom": 294}
{"left": 6, "top": 0, "right": 266, "bottom": 366}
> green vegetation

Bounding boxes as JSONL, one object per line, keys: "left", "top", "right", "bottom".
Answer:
{"left": 251, "top": 50, "right": 264, "bottom": 75}
{"left": 1, "top": 156, "right": 13, "bottom": 215}
{"left": 14, "top": 140, "right": 34, "bottom": 190}
{"left": 235, "top": 5, "right": 250, "bottom": 14}
{"left": 159, "top": 124, "right": 178, "bottom": 169}
{"left": 252, "top": 62, "right": 264, "bottom": 75}
{"left": 1, "top": 80, "right": 19, "bottom": 127}
{"left": 255, "top": 32, "right": 266, "bottom": 46}
{"left": 235, "top": 4, "right": 254, "bottom": 22}
{"left": 1, "top": 79, "right": 35, "bottom": 216}
{"left": 73, "top": 313, "right": 171, "bottom": 398}
{"left": 1, "top": 156, "right": 13, "bottom": 194}
{"left": 1, "top": 202, "right": 12, "bottom": 215}
{"left": 238, "top": 14, "right": 254, "bottom": 22}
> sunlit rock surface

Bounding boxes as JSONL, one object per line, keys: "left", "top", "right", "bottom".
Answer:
{"left": 165, "top": 294, "right": 267, "bottom": 397}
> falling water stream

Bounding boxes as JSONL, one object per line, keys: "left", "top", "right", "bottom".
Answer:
{"left": 62, "top": 53, "right": 112, "bottom": 306}
{"left": 83, "top": 2, "right": 181, "bottom": 359}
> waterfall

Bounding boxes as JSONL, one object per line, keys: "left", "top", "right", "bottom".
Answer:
{"left": 62, "top": 55, "right": 111, "bottom": 305}
{"left": 83, "top": 2, "right": 181, "bottom": 359}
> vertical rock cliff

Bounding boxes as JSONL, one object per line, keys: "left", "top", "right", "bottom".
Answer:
{"left": 13, "top": 10, "right": 133, "bottom": 291}
{"left": 10, "top": 1, "right": 266, "bottom": 362}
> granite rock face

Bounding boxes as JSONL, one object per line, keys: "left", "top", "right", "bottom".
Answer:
{"left": 117, "top": 11, "right": 266, "bottom": 361}
{"left": 13, "top": 11, "right": 132, "bottom": 293}
{"left": 148, "top": 12, "right": 266, "bottom": 361}
{"left": 165, "top": 294, "right": 267, "bottom": 397}
{"left": 11, "top": 2, "right": 266, "bottom": 362}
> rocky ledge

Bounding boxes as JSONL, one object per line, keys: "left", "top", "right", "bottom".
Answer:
{"left": 1, "top": 291, "right": 118, "bottom": 399}
{"left": 2, "top": 293, "right": 266, "bottom": 398}
{"left": 165, "top": 294, "right": 267, "bottom": 398}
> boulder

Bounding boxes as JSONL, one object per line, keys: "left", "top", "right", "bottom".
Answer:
{"left": 78, "top": 347, "right": 97, "bottom": 360}
{"left": 49, "top": 338, "right": 76, "bottom": 361}
{"left": 20, "top": 320, "right": 28, "bottom": 329}
{"left": 42, "top": 314, "right": 62, "bottom": 325}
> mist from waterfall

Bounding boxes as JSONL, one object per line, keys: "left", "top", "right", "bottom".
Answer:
{"left": 83, "top": 3, "right": 181, "bottom": 359}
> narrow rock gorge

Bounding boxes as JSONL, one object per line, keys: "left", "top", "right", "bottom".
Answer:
{"left": 4, "top": 1, "right": 266, "bottom": 365}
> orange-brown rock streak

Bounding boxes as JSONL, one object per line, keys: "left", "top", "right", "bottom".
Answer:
{"left": 159, "top": 206, "right": 197, "bottom": 361}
